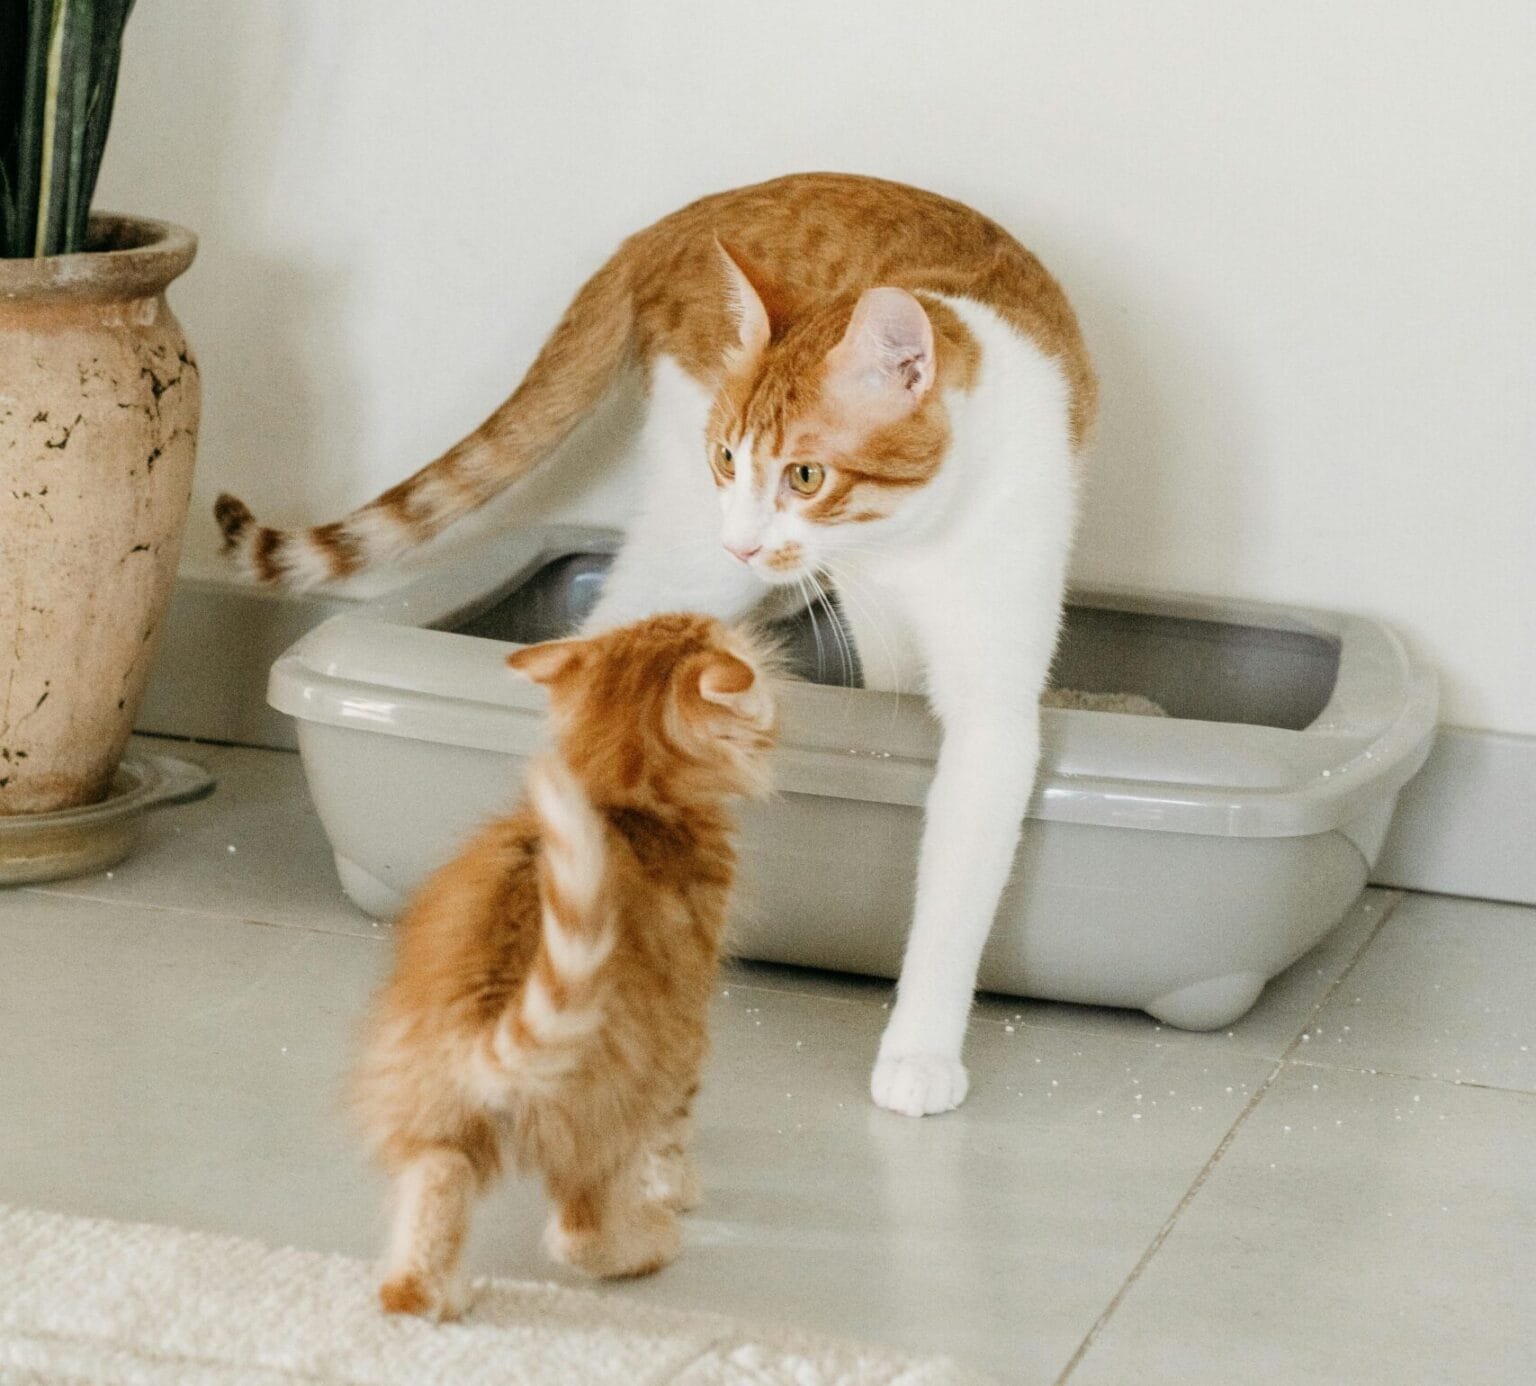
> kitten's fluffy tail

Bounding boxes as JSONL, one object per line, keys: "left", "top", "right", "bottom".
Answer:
{"left": 494, "top": 757, "right": 615, "bottom": 1087}
{"left": 214, "top": 260, "right": 634, "bottom": 589}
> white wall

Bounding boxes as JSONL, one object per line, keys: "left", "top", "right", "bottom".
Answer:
{"left": 96, "top": 1, "right": 1535, "bottom": 734}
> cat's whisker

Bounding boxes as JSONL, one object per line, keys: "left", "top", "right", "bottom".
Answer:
{"left": 798, "top": 573, "right": 859, "bottom": 729}
{"left": 822, "top": 561, "right": 906, "bottom": 731}
{"left": 827, "top": 567, "right": 910, "bottom": 738}
{"left": 795, "top": 573, "right": 830, "bottom": 688}
{"left": 799, "top": 569, "right": 863, "bottom": 733}
{"left": 803, "top": 568, "right": 856, "bottom": 689}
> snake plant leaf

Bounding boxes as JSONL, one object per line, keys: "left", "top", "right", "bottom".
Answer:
{"left": 0, "top": 0, "right": 134, "bottom": 258}
{"left": 75, "top": 0, "right": 132, "bottom": 249}
{"left": 0, "top": 3, "right": 24, "bottom": 252}
{"left": 0, "top": 1, "right": 54, "bottom": 256}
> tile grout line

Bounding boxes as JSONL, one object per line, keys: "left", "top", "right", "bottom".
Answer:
{"left": 719, "top": 976, "right": 891, "bottom": 1011}
{"left": 18, "top": 883, "right": 384, "bottom": 944}
{"left": 1049, "top": 1056, "right": 1287, "bottom": 1385}
{"left": 1284, "top": 1056, "right": 1536, "bottom": 1099}
{"left": 1051, "top": 890, "right": 1406, "bottom": 1385}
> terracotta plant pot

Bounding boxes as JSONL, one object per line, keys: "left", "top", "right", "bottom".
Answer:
{"left": 0, "top": 214, "right": 200, "bottom": 814}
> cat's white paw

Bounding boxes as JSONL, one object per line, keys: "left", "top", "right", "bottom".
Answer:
{"left": 870, "top": 1053, "right": 969, "bottom": 1116}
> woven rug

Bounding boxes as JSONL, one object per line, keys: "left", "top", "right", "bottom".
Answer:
{"left": 0, "top": 1204, "right": 987, "bottom": 1385}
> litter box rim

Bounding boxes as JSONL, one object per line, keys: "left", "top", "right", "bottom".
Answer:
{"left": 267, "top": 525, "right": 1437, "bottom": 840}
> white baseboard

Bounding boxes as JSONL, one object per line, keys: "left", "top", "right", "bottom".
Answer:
{"left": 139, "top": 580, "right": 1536, "bottom": 907}
{"left": 137, "top": 578, "right": 350, "bottom": 751}
{"left": 1372, "top": 725, "right": 1536, "bottom": 906}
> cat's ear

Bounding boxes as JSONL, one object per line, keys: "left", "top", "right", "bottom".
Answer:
{"left": 715, "top": 238, "right": 789, "bottom": 358}
{"left": 697, "top": 651, "right": 764, "bottom": 718}
{"left": 822, "top": 287, "right": 935, "bottom": 426}
{"left": 506, "top": 639, "right": 587, "bottom": 686}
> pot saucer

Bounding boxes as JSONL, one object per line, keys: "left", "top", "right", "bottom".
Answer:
{"left": 0, "top": 753, "right": 215, "bottom": 886}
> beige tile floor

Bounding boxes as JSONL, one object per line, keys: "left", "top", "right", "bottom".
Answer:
{"left": 2, "top": 736, "right": 1532, "bottom": 1383}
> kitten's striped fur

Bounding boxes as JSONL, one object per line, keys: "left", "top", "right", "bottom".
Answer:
{"left": 488, "top": 757, "right": 614, "bottom": 1089}
{"left": 351, "top": 614, "right": 776, "bottom": 1319}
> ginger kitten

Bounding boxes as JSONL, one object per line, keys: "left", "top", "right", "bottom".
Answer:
{"left": 351, "top": 613, "right": 776, "bottom": 1320}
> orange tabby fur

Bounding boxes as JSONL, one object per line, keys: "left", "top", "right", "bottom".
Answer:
{"left": 215, "top": 172, "right": 1093, "bottom": 585}
{"left": 351, "top": 614, "right": 776, "bottom": 1319}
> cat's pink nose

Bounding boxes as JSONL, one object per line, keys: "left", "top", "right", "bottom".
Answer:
{"left": 725, "top": 540, "right": 761, "bottom": 564}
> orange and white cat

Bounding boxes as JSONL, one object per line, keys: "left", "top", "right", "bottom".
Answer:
{"left": 351, "top": 614, "right": 776, "bottom": 1319}
{"left": 222, "top": 173, "right": 1094, "bottom": 1116}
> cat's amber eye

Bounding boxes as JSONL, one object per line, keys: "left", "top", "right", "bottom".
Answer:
{"left": 715, "top": 443, "right": 735, "bottom": 479}
{"left": 785, "top": 461, "right": 825, "bottom": 497}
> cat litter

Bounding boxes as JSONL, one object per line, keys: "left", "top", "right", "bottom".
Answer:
{"left": 268, "top": 522, "right": 1436, "bottom": 1031}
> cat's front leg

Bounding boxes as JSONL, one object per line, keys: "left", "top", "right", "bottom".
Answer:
{"left": 872, "top": 691, "right": 1039, "bottom": 1116}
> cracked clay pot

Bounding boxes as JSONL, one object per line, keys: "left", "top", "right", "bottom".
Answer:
{"left": 1, "top": 215, "right": 200, "bottom": 813}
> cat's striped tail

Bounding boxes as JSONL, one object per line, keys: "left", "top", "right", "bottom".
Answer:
{"left": 492, "top": 756, "right": 615, "bottom": 1089}
{"left": 214, "top": 260, "right": 634, "bottom": 589}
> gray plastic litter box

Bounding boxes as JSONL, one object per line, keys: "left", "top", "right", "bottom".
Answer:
{"left": 269, "top": 524, "right": 1436, "bottom": 1031}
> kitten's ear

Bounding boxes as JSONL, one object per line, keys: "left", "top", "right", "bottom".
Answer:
{"left": 506, "top": 639, "right": 586, "bottom": 686}
{"left": 697, "top": 651, "right": 764, "bottom": 718}
{"left": 715, "top": 238, "right": 789, "bottom": 358}
{"left": 822, "top": 287, "right": 936, "bottom": 426}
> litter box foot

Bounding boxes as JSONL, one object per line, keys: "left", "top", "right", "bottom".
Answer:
{"left": 1146, "top": 972, "right": 1267, "bottom": 1031}
{"left": 333, "top": 854, "right": 404, "bottom": 920}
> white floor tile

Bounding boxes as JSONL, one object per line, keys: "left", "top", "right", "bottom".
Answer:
{"left": 1066, "top": 1062, "right": 1536, "bottom": 1386}
{"left": 1299, "top": 892, "right": 1536, "bottom": 1091}
{"left": 6, "top": 739, "right": 1534, "bottom": 1385}
{"left": 0, "top": 890, "right": 386, "bottom": 1254}
{"left": 24, "top": 737, "right": 373, "bottom": 938}
{"left": 582, "top": 993, "right": 1272, "bottom": 1382}
{"left": 0, "top": 883, "right": 1270, "bottom": 1383}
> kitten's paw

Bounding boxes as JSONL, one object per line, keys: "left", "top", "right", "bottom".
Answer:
{"left": 544, "top": 1204, "right": 680, "bottom": 1279}
{"left": 378, "top": 1269, "right": 473, "bottom": 1321}
{"left": 871, "top": 1053, "right": 969, "bottom": 1116}
{"left": 641, "top": 1148, "right": 702, "bottom": 1212}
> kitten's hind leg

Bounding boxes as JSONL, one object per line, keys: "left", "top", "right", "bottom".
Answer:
{"left": 544, "top": 1157, "right": 681, "bottom": 1278}
{"left": 640, "top": 1087, "right": 702, "bottom": 1213}
{"left": 378, "top": 1146, "right": 479, "bottom": 1320}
